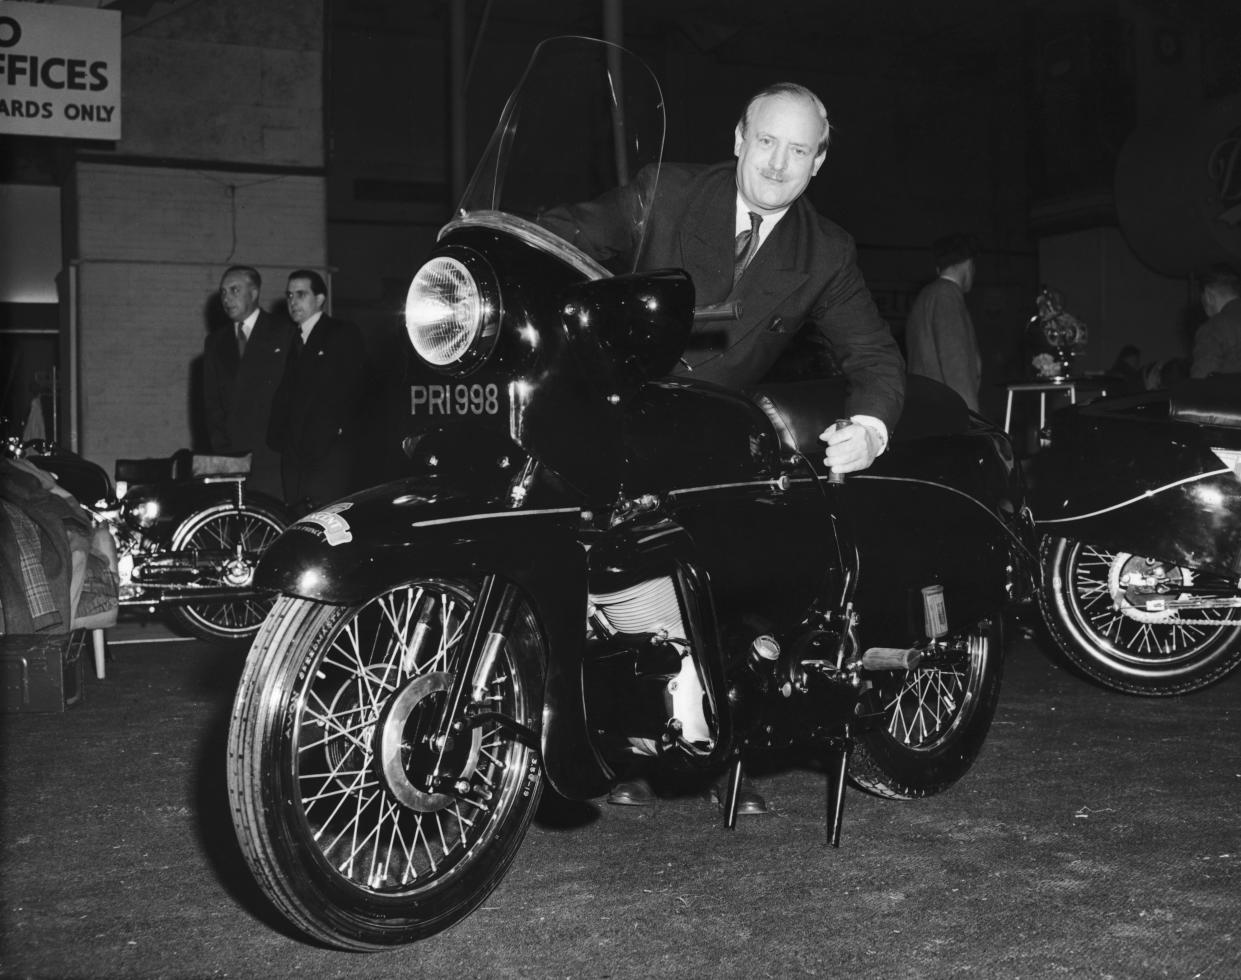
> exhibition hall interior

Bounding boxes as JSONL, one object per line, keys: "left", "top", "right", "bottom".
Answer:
{"left": 2, "top": 0, "right": 1239, "bottom": 471}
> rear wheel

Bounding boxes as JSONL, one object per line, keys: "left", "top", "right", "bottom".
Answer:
{"left": 166, "top": 502, "right": 286, "bottom": 644}
{"left": 227, "top": 579, "right": 545, "bottom": 949}
{"left": 850, "top": 616, "right": 1004, "bottom": 799}
{"left": 1038, "top": 535, "right": 1241, "bottom": 695}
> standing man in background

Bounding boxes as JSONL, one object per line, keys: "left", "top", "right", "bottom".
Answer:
{"left": 905, "top": 234, "right": 983, "bottom": 413}
{"left": 1190, "top": 266, "right": 1241, "bottom": 378}
{"left": 202, "top": 265, "right": 292, "bottom": 501}
{"left": 268, "top": 269, "right": 366, "bottom": 514}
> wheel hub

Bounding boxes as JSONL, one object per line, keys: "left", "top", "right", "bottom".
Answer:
{"left": 375, "top": 671, "right": 482, "bottom": 813}
{"left": 221, "top": 556, "right": 255, "bottom": 587}
{"left": 1108, "top": 552, "right": 1184, "bottom": 624}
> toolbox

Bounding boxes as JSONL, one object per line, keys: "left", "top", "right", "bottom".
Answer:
{"left": 1, "top": 631, "right": 86, "bottom": 713}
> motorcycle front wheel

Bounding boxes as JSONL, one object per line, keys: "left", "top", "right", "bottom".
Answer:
{"left": 850, "top": 615, "right": 1004, "bottom": 799}
{"left": 166, "top": 501, "right": 287, "bottom": 645}
{"left": 227, "top": 579, "right": 545, "bottom": 950}
{"left": 1038, "top": 535, "right": 1241, "bottom": 695}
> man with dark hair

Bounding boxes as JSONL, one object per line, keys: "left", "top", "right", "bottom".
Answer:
{"left": 1190, "top": 266, "right": 1241, "bottom": 378}
{"left": 905, "top": 233, "right": 983, "bottom": 413}
{"left": 202, "top": 265, "right": 293, "bottom": 500}
{"left": 267, "top": 269, "right": 366, "bottom": 513}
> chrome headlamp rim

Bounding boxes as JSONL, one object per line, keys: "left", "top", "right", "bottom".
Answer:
{"left": 404, "top": 245, "right": 502, "bottom": 377}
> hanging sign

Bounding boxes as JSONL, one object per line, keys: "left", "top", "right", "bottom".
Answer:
{"left": 0, "top": 1, "right": 121, "bottom": 139}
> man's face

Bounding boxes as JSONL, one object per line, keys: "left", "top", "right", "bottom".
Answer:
{"left": 219, "top": 272, "right": 258, "bottom": 323}
{"left": 960, "top": 258, "right": 976, "bottom": 294}
{"left": 733, "top": 94, "right": 827, "bottom": 214}
{"left": 286, "top": 277, "right": 325, "bottom": 325}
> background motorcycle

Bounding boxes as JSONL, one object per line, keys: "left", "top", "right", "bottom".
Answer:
{"left": 5, "top": 434, "right": 288, "bottom": 645}
{"left": 1033, "top": 374, "right": 1241, "bottom": 694}
{"left": 226, "top": 37, "right": 1034, "bottom": 949}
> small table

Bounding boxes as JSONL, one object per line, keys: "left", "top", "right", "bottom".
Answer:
{"left": 1003, "top": 378, "right": 1112, "bottom": 444}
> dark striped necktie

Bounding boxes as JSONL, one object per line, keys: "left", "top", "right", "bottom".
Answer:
{"left": 734, "top": 210, "right": 762, "bottom": 284}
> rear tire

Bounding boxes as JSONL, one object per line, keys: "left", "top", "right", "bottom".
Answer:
{"left": 850, "top": 616, "right": 1004, "bottom": 799}
{"left": 166, "top": 501, "right": 286, "bottom": 645}
{"left": 1037, "top": 535, "right": 1241, "bottom": 695}
{"left": 227, "top": 579, "right": 545, "bottom": 949}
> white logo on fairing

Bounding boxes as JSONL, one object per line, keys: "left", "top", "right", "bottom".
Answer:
{"left": 298, "top": 501, "right": 355, "bottom": 546}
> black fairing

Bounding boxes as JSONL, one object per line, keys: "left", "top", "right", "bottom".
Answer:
{"left": 429, "top": 225, "right": 694, "bottom": 503}
{"left": 1033, "top": 388, "right": 1241, "bottom": 575}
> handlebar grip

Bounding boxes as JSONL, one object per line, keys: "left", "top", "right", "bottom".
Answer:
{"left": 825, "top": 418, "right": 851, "bottom": 485}
{"left": 693, "top": 300, "right": 743, "bottom": 322}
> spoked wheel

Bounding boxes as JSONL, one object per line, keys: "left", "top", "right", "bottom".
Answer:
{"left": 166, "top": 502, "right": 286, "bottom": 644}
{"left": 1038, "top": 535, "right": 1241, "bottom": 695}
{"left": 850, "top": 616, "right": 1004, "bottom": 799}
{"left": 227, "top": 578, "right": 545, "bottom": 949}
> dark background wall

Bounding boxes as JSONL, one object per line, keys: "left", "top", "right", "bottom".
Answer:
{"left": 2, "top": 0, "right": 1240, "bottom": 463}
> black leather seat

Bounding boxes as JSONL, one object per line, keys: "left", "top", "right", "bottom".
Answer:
{"left": 1169, "top": 375, "right": 1241, "bottom": 429}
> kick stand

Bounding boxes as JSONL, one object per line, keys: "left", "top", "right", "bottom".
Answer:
{"left": 721, "top": 756, "right": 744, "bottom": 830}
{"left": 823, "top": 728, "right": 853, "bottom": 847}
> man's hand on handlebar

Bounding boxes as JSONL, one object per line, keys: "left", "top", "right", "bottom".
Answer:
{"left": 819, "top": 420, "right": 882, "bottom": 478}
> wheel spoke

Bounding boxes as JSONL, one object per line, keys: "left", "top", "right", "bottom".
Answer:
{"left": 1065, "top": 542, "right": 1235, "bottom": 668}
{"left": 287, "top": 580, "right": 538, "bottom": 895}
{"left": 885, "top": 657, "right": 969, "bottom": 748}
{"left": 177, "top": 507, "right": 285, "bottom": 638}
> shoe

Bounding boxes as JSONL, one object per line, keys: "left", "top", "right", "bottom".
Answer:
{"left": 708, "top": 775, "right": 768, "bottom": 816}
{"left": 607, "top": 762, "right": 656, "bottom": 806}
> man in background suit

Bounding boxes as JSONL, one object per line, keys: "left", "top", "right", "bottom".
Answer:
{"left": 268, "top": 269, "right": 366, "bottom": 514}
{"left": 541, "top": 81, "right": 905, "bottom": 474}
{"left": 905, "top": 233, "right": 983, "bottom": 413}
{"left": 202, "top": 265, "right": 292, "bottom": 501}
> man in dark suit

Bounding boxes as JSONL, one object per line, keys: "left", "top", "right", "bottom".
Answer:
{"left": 202, "top": 265, "right": 292, "bottom": 501}
{"left": 905, "top": 233, "right": 983, "bottom": 413}
{"left": 545, "top": 82, "right": 906, "bottom": 813}
{"left": 268, "top": 269, "right": 367, "bottom": 514}
{"left": 543, "top": 81, "right": 905, "bottom": 475}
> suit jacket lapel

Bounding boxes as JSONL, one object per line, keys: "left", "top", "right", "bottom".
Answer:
{"left": 677, "top": 172, "right": 735, "bottom": 305}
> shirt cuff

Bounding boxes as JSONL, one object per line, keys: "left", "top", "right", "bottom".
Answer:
{"left": 850, "top": 414, "right": 889, "bottom": 455}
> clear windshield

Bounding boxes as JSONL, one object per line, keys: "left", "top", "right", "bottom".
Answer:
{"left": 452, "top": 36, "right": 665, "bottom": 277}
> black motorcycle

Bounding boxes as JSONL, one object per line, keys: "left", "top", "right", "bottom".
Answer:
{"left": 6, "top": 435, "right": 288, "bottom": 645}
{"left": 226, "top": 37, "right": 1034, "bottom": 949}
{"left": 1033, "top": 374, "right": 1241, "bottom": 695}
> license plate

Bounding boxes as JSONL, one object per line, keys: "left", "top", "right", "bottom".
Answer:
{"left": 410, "top": 382, "right": 504, "bottom": 418}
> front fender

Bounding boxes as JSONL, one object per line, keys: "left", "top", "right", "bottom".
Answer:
{"left": 256, "top": 477, "right": 613, "bottom": 801}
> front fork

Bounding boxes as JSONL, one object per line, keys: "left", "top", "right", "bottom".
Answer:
{"left": 425, "top": 574, "right": 539, "bottom": 797}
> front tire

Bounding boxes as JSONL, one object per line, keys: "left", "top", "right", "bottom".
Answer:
{"left": 1038, "top": 535, "right": 1241, "bottom": 695}
{"left": 166, "top": 501, "right": 287, "bottom": 645}
{"left": 850, "top": 615, "right": 1004, "bottom": 799}
{"left": 227, "top": 579, "right": 545, "bottom": 950}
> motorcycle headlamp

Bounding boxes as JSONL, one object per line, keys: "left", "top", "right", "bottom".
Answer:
{"left": 404, "top": 248, "right": 501, "bottom": 375}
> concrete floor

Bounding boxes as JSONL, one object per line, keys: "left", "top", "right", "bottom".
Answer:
{"left": 1, "top": 613, "right": 1238, "bottom": 979}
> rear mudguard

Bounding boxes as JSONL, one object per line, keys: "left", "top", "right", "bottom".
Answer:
{"left": 1033, "top": 400, "right": 1241, "bottom": 575}
{"left": 254, "top": 476, "right": 614, "bottom": 800}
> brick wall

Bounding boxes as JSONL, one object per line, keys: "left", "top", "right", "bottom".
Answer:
{"left": 71, "top": 161, "right": 325, "bottom": 477}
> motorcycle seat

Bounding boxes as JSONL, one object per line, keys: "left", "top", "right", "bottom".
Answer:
{"left": 191, "top": 453, "right": 252, "bottom": 477}
{"left": 1169, "top": 375, "right": 1241, "bottom": 430}
{"left": 749, "top": 375, "right": 969, "bottom": 461}
{"left": 115, "top": 450, "right": 190, "bottom": 485}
